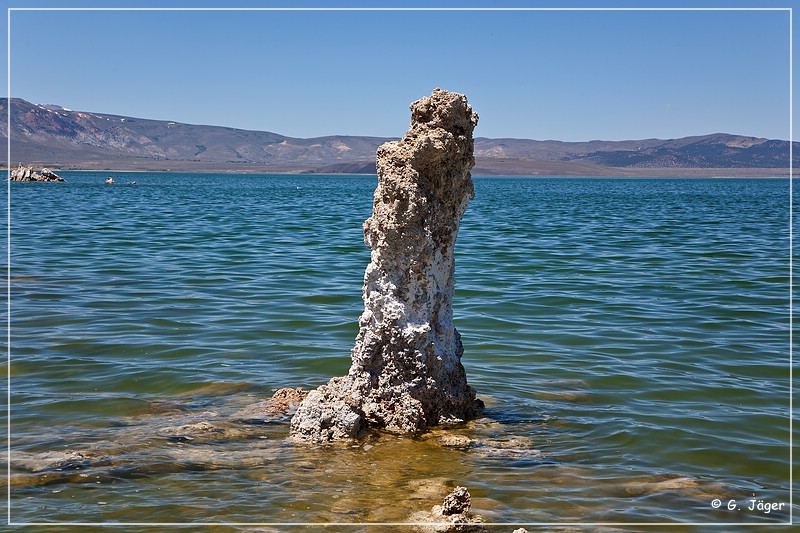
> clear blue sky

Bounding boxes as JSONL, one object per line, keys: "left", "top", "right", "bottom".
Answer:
{"left": 2, "top": 1, "right": 796, "bottom": 141}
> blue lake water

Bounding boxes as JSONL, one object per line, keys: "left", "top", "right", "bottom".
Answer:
{"left": 6, "top": 173, "right": 795, "bottom": 529}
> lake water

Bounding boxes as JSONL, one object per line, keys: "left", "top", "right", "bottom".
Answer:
{"left": 6, "top": 173, "right": 795, "bottom": 530}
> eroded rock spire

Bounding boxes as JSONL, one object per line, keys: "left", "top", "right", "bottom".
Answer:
{"left": 290, "top": 88, "right": 482, "bottom": 442}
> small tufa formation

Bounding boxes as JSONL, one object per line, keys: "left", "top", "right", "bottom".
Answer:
{"left": 290, "top": 89, "right": 482, "bottom": 442}
{"left": 9, "top": 164, "right": 65, "bottom": 182}
{"left": 410, "top": 486, "right": 483, "bottom": 532}
{"left": 441, "top": 486, "right": 471, "bottom": 516}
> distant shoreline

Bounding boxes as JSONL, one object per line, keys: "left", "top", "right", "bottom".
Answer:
{"left": 5, "top": 98, "right": 796, "bottom": 178}
{"left": 4, "top": 165, "right": 792, "bottom": 178}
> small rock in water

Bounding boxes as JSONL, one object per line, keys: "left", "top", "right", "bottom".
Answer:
{"left": 232, "top": 387, "right": 309, "bottom": 424}
{"left": 441, "top": 486, "right": 471, "bottom": 516}
{"left": 408, "top": 484, "right": 483, "bottom": 532}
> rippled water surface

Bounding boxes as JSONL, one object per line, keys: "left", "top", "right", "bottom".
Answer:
{"left": 7, "top": 173, "right": 794, "bottom": 529}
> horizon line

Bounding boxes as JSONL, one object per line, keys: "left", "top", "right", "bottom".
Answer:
{"left": 7, "top": 7, "right": 793, "bottom": 12}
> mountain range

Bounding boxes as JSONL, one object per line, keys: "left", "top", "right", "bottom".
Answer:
{"left": 2, "top": 98, "right": 796, "bottom": 176}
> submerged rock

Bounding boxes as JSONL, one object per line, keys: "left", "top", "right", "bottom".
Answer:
{"left": 8, "top": 387, "right": 304, "bottom": 487}
{"left": 438, "top": 434, "right": 475, "bottom": 449}
{"left": 425, "top": 425, "right": 545, "bottom": 462}
{"left": 232, "top": 387, "right": 308, "bottom": 424}
{"left": 12, "top": 450, "right": 112, "bottom": 473}
{"left": 156, "top": 421, "right": 251, "bottom": 443}
{"left": 290, "top": 88, "right": 482, "bottom": 442}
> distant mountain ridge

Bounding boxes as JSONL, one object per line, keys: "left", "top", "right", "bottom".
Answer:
{"left": 1, "top": 98, "right": 796, "bottom": 176}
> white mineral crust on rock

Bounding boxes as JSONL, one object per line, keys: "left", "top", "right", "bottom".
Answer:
{"left": 9, "top": 164, "right": 65, "bottom": 182}
{"left": 290, "top": 89, "right": 482, "bottom": 442}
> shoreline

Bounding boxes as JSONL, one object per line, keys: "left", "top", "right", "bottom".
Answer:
{"left": 4, "top": 166, "right": 794, "bottom": 178}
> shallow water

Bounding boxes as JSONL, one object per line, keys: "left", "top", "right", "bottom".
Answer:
{"left": 6, "top": 173, "right": 795, "bottom": 529}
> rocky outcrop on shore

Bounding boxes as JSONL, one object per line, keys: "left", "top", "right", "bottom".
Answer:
{"left": 9, "top": 164, "right": 65, "bottom": 182}
{"left": 290, "top": 89, "right": 482, "bottom": 442}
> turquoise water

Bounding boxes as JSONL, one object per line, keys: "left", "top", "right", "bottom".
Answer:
{"left": 7, "top": 173, "right": 795, "bottom": 529}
